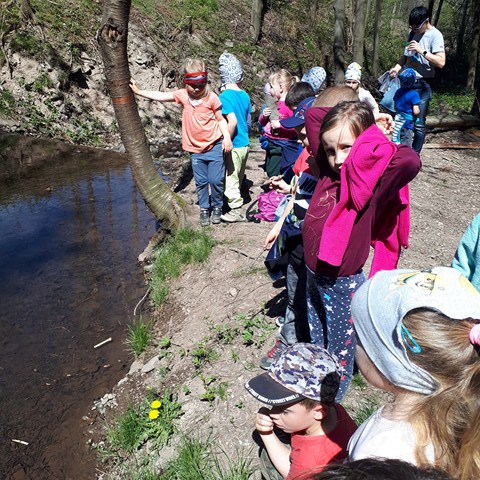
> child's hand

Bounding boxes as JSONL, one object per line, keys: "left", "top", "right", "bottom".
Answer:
{"left": 375, "top": 113, "right": 394, "bottom": 136}
{"left": 130, "top": 79, "right": 140, "bottom": 94}
{"left": 271, "top": 120, "right": 281, "bottom": 130}
{"left": 269, "top": 176, "right": 290, "bottom": 194}
{"left": 222, "top": 137, "right": 233, "bottom": 153}
{"left": 264, "top": 226, "right": 280, "bottom": 251}
{"left": 256, "top": 407, "right": 274, "bottom": 434}
{"left": 263, "top": 107, "right": 272, "bottom": 118}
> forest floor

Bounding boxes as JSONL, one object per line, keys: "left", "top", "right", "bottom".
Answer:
{"left": 88, "top": 128, "right": 480, "bottom": 478}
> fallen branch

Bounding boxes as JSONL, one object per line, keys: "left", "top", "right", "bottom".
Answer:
{"left": 93, "top": 337, "right": 112, "bottom": 349}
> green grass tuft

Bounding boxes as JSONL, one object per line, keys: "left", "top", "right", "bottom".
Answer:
{"left": 149, "top": 228, "right": 214, "bottom": 307}
{"left": 352, "top": 399, "right": 380, "bottom": 426}
{"left": 125, "top": 317, "right": 154, "bottom": 357}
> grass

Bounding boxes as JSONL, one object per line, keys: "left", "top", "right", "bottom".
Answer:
{"left": 103, "top": 389, "right": 182, "bottom": 457}
{"left": 351, "top": 373, "right": 368, "bottom": 389}
{"left": 158, "top": 436, "right": 253, "bottom": 480}
{"left": 149, "top": 228, "right": 214, "bottom": 306}
{"left": 352, "top": 398, "right": 381, "bottom": 426}
{"left": 125, "top": 317, "right": 154, "bottom": 357}
{"left": 430, "top": 91, "right": 475, "bottom": 115}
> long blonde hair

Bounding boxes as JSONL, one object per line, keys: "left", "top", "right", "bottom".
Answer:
{"left": 269, "top": 69, "right": 298, "bottom": 93}
{"left": 402, "top": 308, "right": 480, "bottom": 480}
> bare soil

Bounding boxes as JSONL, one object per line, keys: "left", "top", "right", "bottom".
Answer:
{"left": 88, "top": 128, "right": 480, "bottom": 477}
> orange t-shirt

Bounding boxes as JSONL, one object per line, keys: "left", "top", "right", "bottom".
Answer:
{"left": 172, "top": 89, "right": 223, "bottom": 153}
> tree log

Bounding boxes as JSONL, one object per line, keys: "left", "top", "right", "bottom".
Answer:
{"left": 426, "top": 114, "right": 480, "bottom": 130}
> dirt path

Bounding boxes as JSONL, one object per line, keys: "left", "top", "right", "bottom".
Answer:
{"left": 90, "top": 133, "right": 480, "bottom": 477}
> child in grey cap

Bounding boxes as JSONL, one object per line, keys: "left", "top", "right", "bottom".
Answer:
{"left": 349, "top": 266, "right": 480, "bottom": 480}
{"left": 245, "top": 343, "right": 357, "bottom": 480}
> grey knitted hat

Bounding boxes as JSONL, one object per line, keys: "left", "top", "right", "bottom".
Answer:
{"left": 219, "top": 52, "right": 243, "bottom": 86}
{"left": 352, "top": 266, "right": 480, "bottom": 395}
{"left": 245, "top": 343, "right": 340, "bottom": 405}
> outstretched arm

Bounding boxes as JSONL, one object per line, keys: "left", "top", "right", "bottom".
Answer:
{"left": 130, "top": 79, "right": 175, "bottom": 102}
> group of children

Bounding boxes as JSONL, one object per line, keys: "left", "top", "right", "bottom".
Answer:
{"left": 131, "top": 56, "right": 480, "bottom": 480}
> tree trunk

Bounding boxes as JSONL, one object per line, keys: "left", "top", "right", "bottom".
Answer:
{"left": 251, "top": 0, "right": 263, "bottom": 43}
{"left": 433, "top": 0, "right": 444, "bottom": 26}
{"left": 427, "top": 0, "right": 435, "bottom": 19}
{"left": 456, "top": 0, "right": 469, "bottom": 60}
{"left": 333, "top": 0, "right": 346, "bottom": 84}
{"left": 466, "top": 0, "right": 479, "bottom": 92}
{"left": 372, "top": 0, "right": 381, "bottom": 77}
{"left": 352, "top": 0, "right": 367, "bottom": 65}
{"left": 97, "top": 0, "right": 186, "bottom": 230}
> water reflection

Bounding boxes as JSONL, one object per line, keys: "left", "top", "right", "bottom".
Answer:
{"left": 0, "top": 148, "right": 156, "bottom": 479}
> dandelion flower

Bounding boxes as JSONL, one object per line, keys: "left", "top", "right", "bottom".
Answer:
{"left": 149, "top": 409, "right": 160, "bottom": 420}
{"left": 151, "top": 400, "right": 162, "bottom": 409}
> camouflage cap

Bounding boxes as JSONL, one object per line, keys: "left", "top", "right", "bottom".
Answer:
{"left": 245, "top": 343, "right": 340, "bottom": 406}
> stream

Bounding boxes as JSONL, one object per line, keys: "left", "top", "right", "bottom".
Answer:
{"left": 0, "top": 140, "right": 157, "bottom": 479}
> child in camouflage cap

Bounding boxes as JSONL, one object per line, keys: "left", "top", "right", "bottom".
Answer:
{"left": 245, "top": 344, "right": 357, "bottom": 480}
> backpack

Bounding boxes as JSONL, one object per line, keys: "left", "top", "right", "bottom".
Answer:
{"left": 253, "top": 190, "right": 285, "bottom": 222}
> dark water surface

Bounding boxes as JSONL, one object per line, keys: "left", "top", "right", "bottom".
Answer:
{"left": 0, "top": 147, "right": 156, "bottom": 479}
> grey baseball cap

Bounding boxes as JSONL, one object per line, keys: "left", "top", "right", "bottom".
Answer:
{"left": 352, "top": 266, "right": 480, "bottom": 395}
{"left": 245, "top": 343, "right": 340, "bottom": 405}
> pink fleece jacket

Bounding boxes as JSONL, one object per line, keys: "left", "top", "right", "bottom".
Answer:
{"left": 318, "top": 124, "right": 411, "bottom": 276}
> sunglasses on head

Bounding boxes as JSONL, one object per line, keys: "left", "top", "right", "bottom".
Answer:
{"left": 410, "top": 19, "right": 427, "bottom": 30}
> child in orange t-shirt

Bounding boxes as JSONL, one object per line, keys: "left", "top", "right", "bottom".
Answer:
{"left": 130, "top": 58, "right": 232, "bottom": 226}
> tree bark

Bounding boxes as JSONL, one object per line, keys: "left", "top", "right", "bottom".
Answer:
{"left": 97, "top": 0, "right": 186, "bottom": 230}
{"left": 333, "top": 0, "right": 346, "bottom": 84}
{"left": 251, "top": 0, "right": 263, "bottom": 43}
{"left": 456, "top": 0, "right": 469, "bottom": 60}
{"left": 352, "top": 0, "right": 367, "bottom": 65}
{"left": 372, "top": 0, "right": 381, "bottom": 77}
{"left": 466, "top": 0, "right": 479, "bottom": 92}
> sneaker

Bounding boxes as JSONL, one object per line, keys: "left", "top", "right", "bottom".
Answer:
{"left": 220, "top": 208, "right": 246, "bottom": 223}
{"left": 200, "top": 209, "right": 210, "bottom": 227}
{"left": 259, "top": 339, "right": 288, "bottom": 370}
{"left": 212, "top": 207, "right": 222, "bottom": 224}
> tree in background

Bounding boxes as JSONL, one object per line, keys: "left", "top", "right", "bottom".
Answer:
{"left": 333, "top": 0, "right": 347, "bottom": 83}
{"left": 352, "top": 0, "right": 367, "bottom": 66}
{"left": 97, "top": 0, "right": 187, "bottom": 231}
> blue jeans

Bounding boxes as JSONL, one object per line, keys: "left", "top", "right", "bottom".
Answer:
{"left": 306, "top": 269, "right": 366, "bottom": 401}
{"left": 191, "top": 141, "right": 225, "bottom": 210}
{"left": 411, "top": 80, "right": 432, "bottom": 154}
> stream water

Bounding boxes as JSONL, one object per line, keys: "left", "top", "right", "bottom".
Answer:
{"left": 0, "top": 144, "right": 157, "bottom": 479}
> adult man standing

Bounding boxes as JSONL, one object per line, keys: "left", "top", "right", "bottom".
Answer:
{"left": 389, "top": 6, "right": 445, "bottom": 154}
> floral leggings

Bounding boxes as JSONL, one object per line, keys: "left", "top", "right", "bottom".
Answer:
{"left": 306, "top": 269, "right": 366, "bottom": 401}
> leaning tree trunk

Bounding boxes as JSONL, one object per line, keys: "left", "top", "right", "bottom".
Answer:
{"left": 97, "top": 0, "right": 186, "bottom": 231}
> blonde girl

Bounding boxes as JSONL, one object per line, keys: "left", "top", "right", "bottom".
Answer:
{"left": 349, "top": 266, "right": 480, "bottom": 480}
{"left": 258, "top": 69, "right": 299, "bottom": 177}
{"left": 130, "top": 58, "right": 232, "bottom": 226}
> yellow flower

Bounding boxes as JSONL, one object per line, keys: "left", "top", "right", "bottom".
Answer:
{"left": 149, "top": 409, "right": 160, "bottom": 420}
{"left": 151, "top": 400, "right": 162, "bottom": 409}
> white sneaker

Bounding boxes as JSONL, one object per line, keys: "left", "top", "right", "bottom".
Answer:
{"left": 220, "top": 209, "right": 246, "bottom": 223}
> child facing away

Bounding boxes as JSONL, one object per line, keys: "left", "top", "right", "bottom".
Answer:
{"left": 259, "top": 69, "right": 299, "bottom": 178}
{"left": 130, "top": 58, "right": 232, "bottom": 227}
{"left": 344, "top": 62, "right": 379, "bottom": 116}
{"left": 451, "top": 212, "right": 480, "bottom": 291}
{"left": 348, "top": 266, "right": 480, "bottom": 480}
{"left": 245, "top": 343, "right": 357, "bottom": 480}
{"left": 302, "top": 100, "right": 421, "bottom": 400}
{"left": 391, "top": 68, "right": 421, "bottom": 146}
{"left": 217, "top": 52, "right": 252, "bottom": 223}
{"left": 301, "top": 66, "right": 327, "bottom": 95}
{"left": 261, "top": 86, "right": 359, "bottom": 371}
